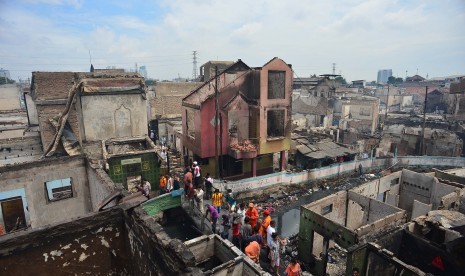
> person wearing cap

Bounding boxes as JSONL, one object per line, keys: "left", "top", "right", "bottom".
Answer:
{"left": 193, "top": 161, "right": 201, "bottom": 188}
{"left": 259, "top": 209, "right": 271, "bottom": 243}
{"left": 245, "top": 202, "right": 259, "bottom": 229}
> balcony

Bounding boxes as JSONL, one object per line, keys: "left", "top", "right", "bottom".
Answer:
{"left": 228, "top": 139, "right": 257, "bottom": 159}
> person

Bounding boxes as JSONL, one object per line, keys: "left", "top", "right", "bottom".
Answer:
{"left": 142, "top": 178, "right": 151, "bottom": 198}
{"left": 220, "top": 214, "right": 231, "bottom": 240}
{"left": 161, "top": 149, "right": 167, "bottom": 161}
{"left": 159, "top": 175, "right": 166, "bottom": 195}
{"left": 237, "top": 202, "right": 246, "bottom": 225}
{"left": 187, "top": 179, "right": 196, "bottom": 206}
{"left": 173, "top": 175, "right": 181, "bottom": 191}
{"left": 248, "top": 225, "right": 264, "bottom": 245}
{"left": 358, "top": 163, "right": 363, "bottom": 176}
{"left": 150, "top": 130, "right": 155, "bottom": 141}
{"left": 204, "top": 173, "right": 213, "bottom": 199}
{"left": 242, "top": 216, "right": 253, "bottom": 244}
{"left": 196, "top": 187, "right": 205, "bottom": 213}
{"left": 183, "top": 168, "right": 193, "bottom": 193}
{"left": 205, "top": 204, "right": 218, "bottom": 234}
{"left": 352, "top": 267, "right": 360, "bottom": 276}
{"left": 285, "top": 258, "right": 302, "bottom": 276}
{"left": 231, "top": 215, "right": 241, "bottom": 249}
{"left": 193, "top": 161, "right": 201, "bottom": 188}
{"left": 245, "top": 202, "right": 259, "bottom": 229}
{"left": 269, "top": 233, "right": 286, "bottom": 275}
{"left": 225, "top": 189, "right": 237, "bottom": 211}
{"left": 166, "top": 174, "right": 173, "bottom": 193}
{"left": 267, "top": 220, "right": 277, "bottom": 248}
{"left": 259, "top": 209, "right": 271, "bottom": 242}
{"left": 211, "top": 189, "right": 223, "bottom": 214}
{"left": 245, "top": 241, "right": 260, "bottom": 264}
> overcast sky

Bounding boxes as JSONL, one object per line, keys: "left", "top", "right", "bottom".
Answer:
{"left": 1, "top": 0, "right": 464, "bottom": 82}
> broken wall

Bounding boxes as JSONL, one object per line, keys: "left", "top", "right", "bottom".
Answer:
{"left": 0, "top": 156, "right": 92, "bottom": 229}
{"left": 347, "top": 191, "right": 406, "bottom": 240}
{"left": 398, "top": 169, "right": 434, "bottom": 215}
{"left": 86, "top": 162, "right": 116, "bottom": 211}
{"left": 350, "top": 170, "right": 402, "bottom": 199}
{"left": 124, "top": 207, "right": 199, "bottom": 275}
{"left": 0, "top": 208, "right": 130, "bottom": 276}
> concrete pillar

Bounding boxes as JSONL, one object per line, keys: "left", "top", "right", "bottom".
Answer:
{"left": 251, "top": 158, "right": 257, "bottom": 177}
{"left": 280, "top": 150, "right": 286, "bottom": 171}
{"left": 321, "top": 237, "right": 330, "bottom": 276}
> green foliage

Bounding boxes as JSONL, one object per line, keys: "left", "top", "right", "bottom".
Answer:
{"left": 387, "top": 76, "right": 403, "bottom": 85}
{"left": 145, "top": 79, "right": 156, "bottom": 86}
{"left": 0, "top": 77, "right": 15, "bottom": 85}
{"left": 335, "top": 76, "right": 347, "bottom": 84}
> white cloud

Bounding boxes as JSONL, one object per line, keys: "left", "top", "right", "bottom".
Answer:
{"left": 1, "top": 0, "right": 464, "bottom": 81}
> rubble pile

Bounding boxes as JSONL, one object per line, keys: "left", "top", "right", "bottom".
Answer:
{"left": 230, "top": 139, "right": 257, "bottom": 152}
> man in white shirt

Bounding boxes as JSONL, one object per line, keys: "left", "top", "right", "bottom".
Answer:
{"left": 266, "top": 220, "right": 276, "bottom": 248}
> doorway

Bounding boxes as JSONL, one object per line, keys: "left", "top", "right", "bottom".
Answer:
{"left": 1, "top": 197, "right": 27, "bottom": 233}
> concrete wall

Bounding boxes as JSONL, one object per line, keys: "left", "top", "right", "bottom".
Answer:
{"left": 24, "top": 93, "right": 39, "bottom": 125}
{"left": 0, "top": 156, "right": 92, "bottom": 228}
{"left": 0, "top": 84, "right": 21, "bottom": 110}
{"left": 398, "top": 169, "right": 434, "bottom": 214}
{"left": 0, "top": 208, "right": 130, "bottom": 276}
{"left": 216, "top": 156, "right": 465, "bottom": 194}
{"left": 80, "top": 94, "right": 148, "bottom": 141}
{"left": 86, "top": 163, "right": 116, "bottom": 211}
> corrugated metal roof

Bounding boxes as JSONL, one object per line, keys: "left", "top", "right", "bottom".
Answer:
{"left": 297, "top": 140, "right": 356, "bottom": 160}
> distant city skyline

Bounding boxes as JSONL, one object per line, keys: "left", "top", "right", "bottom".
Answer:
{"left": 0, "top": 0, "right": 464, "bottom": 82}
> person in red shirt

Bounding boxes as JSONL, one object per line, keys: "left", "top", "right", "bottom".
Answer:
{"left": 231, "top": 215, "right": 241, "bottom": 249}
{"left": 245, "top": 202, "right": 259, "bottom": 229}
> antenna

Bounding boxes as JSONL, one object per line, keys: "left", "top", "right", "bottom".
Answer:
{"left": 192, "top": 51, "right": 198, "bottom": 80}
{"left": 332, "top": 63, "right": 336, "bottom": 75}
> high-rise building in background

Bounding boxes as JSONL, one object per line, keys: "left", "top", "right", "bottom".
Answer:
{"left": 377, "top": 69, "right": 392, "bottom": 84}
{"left": 139, "top": 66, "right": 147, "bottom": 79}
{"left": 0, "top": 68, "right": 11, "bottom": 79}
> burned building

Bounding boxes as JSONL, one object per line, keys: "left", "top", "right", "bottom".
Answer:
{"left": 378, "top": 125, "right": 462, "bottom": 157}
{"left": 298, "top": 168, "right": 465, "bottom": 275}
{"left": 182, "top": 58, "right": 292, "bottom": 179}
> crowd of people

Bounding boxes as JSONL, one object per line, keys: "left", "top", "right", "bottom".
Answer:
{"left": 142, "top": 158, "right": 302, "bottom": 276}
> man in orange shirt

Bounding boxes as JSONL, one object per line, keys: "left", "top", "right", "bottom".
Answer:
{"left": 245, "top": 202, "right": 259, "bottom": 229}
{"left": 159, "top": 175, "right": 167, "bottom": 194}
{"left": 259, "top": 209, "right": 271, "bottom": 243}
{"left": 285, "top": 258, "right": 302, "bottom": 276}
{"left": 245, "top": 241, "right": 260, "bottom": 263}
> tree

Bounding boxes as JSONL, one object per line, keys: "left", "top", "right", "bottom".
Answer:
{"left": 334, "top": 76, "right": 347, "bottom": 85}
{"left": 387, "top": 76, "right": 403, "bottom": 85}
{"left": 0, "top": 77, "right": 15, "bottom": 85}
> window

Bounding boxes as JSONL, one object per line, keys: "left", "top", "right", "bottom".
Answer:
{"left": 359, "top": 107, "right": 371, "bottom": 116}
{"left": 268, "top": 71, "right": 285, "bottom": 99}
{"left": 267, "top": 110, "right": 285, "bottom": 138}
{"left": 321, "top": 204, "right": 333, "bottom": 215}
{"left": 45, "top": 178, "right": 73, "bottom": 202}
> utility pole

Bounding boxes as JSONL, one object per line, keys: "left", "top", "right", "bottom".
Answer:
{"left": 192, "top": 51, "right": 198, "bottom": 80}
{"left": 219, "top": 113, "right": 223, "bottom": 179}
{"left": 421, "top": 86, "right": 429, "bottom": 155}
{"left": 385, "top": 85, "right": 390, "bottom": 124}
{"left": 214, "top": 66, "right": 220, "bottom": 178}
